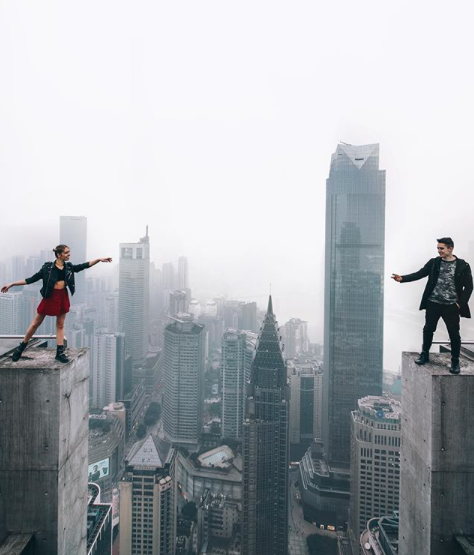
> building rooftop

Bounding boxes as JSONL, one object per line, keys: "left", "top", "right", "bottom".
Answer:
{"left": 126, "top": 434, "right": 173, "bottom": 468}
{"left": 198, "top": 446, "right": 234, "bottom": 469}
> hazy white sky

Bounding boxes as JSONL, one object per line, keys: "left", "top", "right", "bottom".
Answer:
{"left": 1, "top": 0, "right": 474, "bottom": 369}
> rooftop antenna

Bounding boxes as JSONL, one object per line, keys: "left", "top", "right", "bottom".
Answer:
{"left": 146, "top": 225, "right": 148, "bottom": 238}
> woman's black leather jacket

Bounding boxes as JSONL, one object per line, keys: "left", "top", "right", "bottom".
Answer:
{"left": 25, "top": 261, "right": 89, "bottom": 298}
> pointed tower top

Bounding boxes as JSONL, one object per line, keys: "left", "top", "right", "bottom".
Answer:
{"left": 267, "top": 295, "right": 273, "bottom": 316}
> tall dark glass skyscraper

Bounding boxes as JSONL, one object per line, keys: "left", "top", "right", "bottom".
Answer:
{"left": 242, "top": 296, "right": 289, "bottom": 555}
{"left": 323, "top": 143, "right": 385, "bottom": 468}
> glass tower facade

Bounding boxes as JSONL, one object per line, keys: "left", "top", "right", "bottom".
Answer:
{"left": 323, "top": 143, "right": 385, "bottom": 468}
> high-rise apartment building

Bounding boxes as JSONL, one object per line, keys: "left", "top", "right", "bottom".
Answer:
{"left": 60, "top": 216, "right": 87, "bottom": 304}
{"left": 323, "top": 143, "right": 385, "bottom": 468}
{"left": 221, "top": 329, "right": 257, "bottom": 440}
{"left": 162, "top": 315, "right": 205, "bottom": 447}
{"left": 242, "top": 297, "right": 289, "bottom": 555}
{"left": 0, "top": 292, "right": 22, "bottom": 334}
{"left": 283, "top": 318, "right": 309, "bottom": 359}
{"left": 104, "top": 292, "right": 119, "bottom": 333}
{"left": 349, "top": 396, "right": 401, "bottom": 553}
{"left": 91, "top": 330, "right": 126, "bottom": 409}
{"left": 288, "top": 358, "right": 323, "bottom": 450}
{"left": 119, "top": 435, "right": 176, "bottom": 555}
{"left": 119, "top": 230, "right": 150, "bottom": 375}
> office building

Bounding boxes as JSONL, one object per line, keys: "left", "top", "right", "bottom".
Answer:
{"left": 242, "top": 296, "right": 289, "bottom": 555}
{"left": 162, "top": 315, "right": 205, "bottom": 447}
{"left": 0, "top": 292, "right": 22, "bottom": 334}
{"left": 0, "top": 348, "right": 89, "bottom": 554}
{"left": 221, "top": 329, "right": 257, "bottom": 440}
{"left": 119, "top": 435, "right": 176, "bottom": 555}
{"left": 323, "top": 143, "right": 385, "bottom": 468}
{"left": 60, "top": 215, "right": 87, "bottom": 304}
{"left": 119, "top": 230, "right": 150, "bottom": 374}
{"left": 288, "top": 357, "right": 323, "bottom": 456}
{"left": 349, "top": 396, "right": 401, "bottom": 553}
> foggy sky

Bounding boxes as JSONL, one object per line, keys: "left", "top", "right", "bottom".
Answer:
{"left": 1, "top": 0, "right": 474, "bottom": 371}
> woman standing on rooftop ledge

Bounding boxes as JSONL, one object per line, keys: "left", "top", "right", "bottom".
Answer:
{"left": 1, "top": 245, "right": 112, "bottom": 363}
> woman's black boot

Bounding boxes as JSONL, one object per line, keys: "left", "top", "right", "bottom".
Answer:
{"left": 11, "top": 341, "right": 27, "bottom": 362}
{"left": 55, "top": 345, "right": 69, "bottom": 364}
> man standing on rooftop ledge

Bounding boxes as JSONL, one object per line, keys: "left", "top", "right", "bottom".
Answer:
{"left": 392, "top": 237, "right": 473, "bottom": 374}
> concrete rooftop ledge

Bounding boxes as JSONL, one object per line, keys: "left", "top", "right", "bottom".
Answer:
{"left": 0, "top": 347, "right": 89, "bottom": 371}
{"left": 402, "top": 351, "right": 474, "bottom": 375}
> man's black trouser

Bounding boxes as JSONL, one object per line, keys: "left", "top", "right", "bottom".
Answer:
{"left": 423, "top": 300, "right": 461, "bottom": 358}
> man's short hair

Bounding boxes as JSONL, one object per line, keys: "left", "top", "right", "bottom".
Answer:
{"left": 437, "top": 237, "right": 454, "bottom": 248}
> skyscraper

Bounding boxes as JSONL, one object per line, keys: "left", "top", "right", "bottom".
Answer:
{"left": 162, "top": 315, "right": 205, "bottom": 448}
{"left": 60, "top": 216, "right": 87, "bottom": 304}
{"left": 119, "top": 230, "right": 150, "bottom": 376}
{"left": 119, "top": 435, "right": 176, "bottom": 555}
{"left": 242, "top": 297, "right": 289, "bottom": 555}
{"left": 323, "top": 143, "right": 385, "bottom": 468}
{"left": 221, "top": 329, "right": 257, "bottom": 440}
{"left": 282, "top": 318, "right": 309, "bottom": 359}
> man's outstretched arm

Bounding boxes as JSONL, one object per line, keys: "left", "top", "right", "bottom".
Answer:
{"left": 392, "top": 259, "right": 433, "bottom": 283}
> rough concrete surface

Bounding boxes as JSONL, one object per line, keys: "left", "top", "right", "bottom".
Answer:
{"left": 0, "top": 349, "right": 89, "bottom": 555}
{"left": 399, "top": 352, "right": 474, "bottom": 555}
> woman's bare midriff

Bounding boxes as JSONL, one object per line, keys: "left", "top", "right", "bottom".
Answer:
{"left": 54, "top": 281, "right": 66, "bottom": 289}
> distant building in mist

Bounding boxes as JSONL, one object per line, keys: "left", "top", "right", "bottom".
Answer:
{"left": 177, "top": 256, "right": 189, "bottom": 290}
{"left": 242, "top": 297, "right": 289, "bottom": 555}
{"left": 60, "top": 215, "right": 87, "bottom": 304}
{"left": 239, "top": 301, "right": 258, "bottom": 333}
{"left": 282, "top": 318, "right": 309, "bottom": 359}
{"left": 119, "top": 230, "right": 150, "bottom": 379}
{"left": 348, "top": 396, "right": 401, "bottom": 554}
{"left": 221, "top": 329, "right": 257, "bottom": 440}
{"left": 169, "top": 290, "right": 189, "bottom": 316}
{"left": 162, "top": 315, "right": 205, "bottom": 448}
{"left": 323, "top": 143, "right": 385, "bottom": 468}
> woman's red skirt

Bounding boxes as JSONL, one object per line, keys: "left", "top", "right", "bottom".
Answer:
{"left": 37, "top": 288, "right": 70, "bottom": 316}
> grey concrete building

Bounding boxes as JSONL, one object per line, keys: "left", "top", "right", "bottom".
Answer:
{"left": 197, "top": 489, "right": 240, "bottom": 554}
{"left": 242, "top": 296, "right": 289, "bottom": 555}
{"left": 399, "top": 352, "right": 474, "bottom": 555}
{"left": 323, "top": 143, "right": 385, "bottom": 468}
{"left": 163, "top": 315, "right": 205, "bottom": 447}
{"left": 0, "top": 348, "right": 89, "bottom": 555}
{"left": 119, "top": 230, "right": 150, "bottom": 378}
{"left": 221, "top": 329, "right": 257, "bottom": 440}
{"left": 349, "top": 397, "right": 401, "bottom": 554}
{"left": 119, "top": 435, "right": 176, "bottom": 555}
{"left": 60, "top": 215, "right": 87, "bottom": 304}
